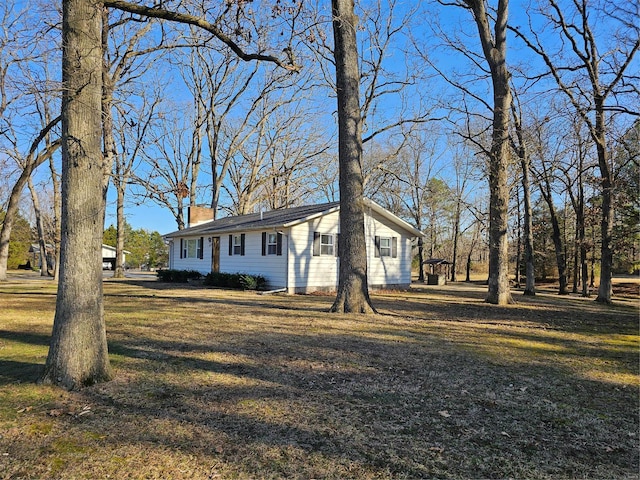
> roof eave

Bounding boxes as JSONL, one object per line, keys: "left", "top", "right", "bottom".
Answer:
{"left": 281, "top": 205, "right": 341, "bottom": 228}
{"left": 363, "top": 198, "right": 425, "bottom": 237}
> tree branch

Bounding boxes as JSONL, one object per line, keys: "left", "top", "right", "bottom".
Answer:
{"left": 103, "top": 0, "right": 301, "bottom": 72}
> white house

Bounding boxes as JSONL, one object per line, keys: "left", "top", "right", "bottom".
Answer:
{"left": 163, "top": 198, "right": 424, "bottom": 293}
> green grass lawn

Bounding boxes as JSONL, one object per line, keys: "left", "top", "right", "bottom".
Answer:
{"left": 1, "top": 275, "right": 638, "bottom": 479}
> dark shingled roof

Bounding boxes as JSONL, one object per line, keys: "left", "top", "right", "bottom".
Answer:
{"left": 164, "top": 201, "right": 340, "bottom": 238}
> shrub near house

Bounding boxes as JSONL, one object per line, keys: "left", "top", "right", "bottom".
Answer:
{"left": 156, "top": 269, "right": 266, "bottom": 290}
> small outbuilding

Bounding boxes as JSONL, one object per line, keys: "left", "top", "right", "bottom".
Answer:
{"left": 422, "top": 258, "right": 452, "bottom": 285}
{"left": 101, "top": 244, "right": 129, "bottom": 270}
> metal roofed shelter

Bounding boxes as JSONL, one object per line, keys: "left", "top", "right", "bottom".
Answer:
{"left": 423, "top": 258, "right": 452, "bottom": 285}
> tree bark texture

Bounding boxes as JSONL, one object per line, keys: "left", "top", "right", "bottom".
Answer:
{"left": 546, "top": 197, "right": 569, "bottom": 294}
{"left": 329, "top": 0, "right": 375, "bottom": 314}
{"left": 27, "top": 178, "right": 52, "bottom": 276}
{"left": 511, "top": 101, "right": 535, "bottom": 295}
{"left": 41, "top": 0, "right": 112, "bottom": 389}
{"left": 49, "top": 156, "right": 62, "bottom": 281}
{"left": 466, "top": 0, "right": 513, "bottom": 305}
{"left": 594, "top": 98, "right": 613, "bottom": 303}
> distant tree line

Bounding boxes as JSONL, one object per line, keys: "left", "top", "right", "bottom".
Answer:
{"left": 102, "top": 223, "right": 168, "bottom": 270}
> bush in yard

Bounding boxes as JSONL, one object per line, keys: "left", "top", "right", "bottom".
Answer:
{"left": 156, "top": 269, "right": 202, "bottom": 283}
{"left": 203, "top": 272, "right": 266, "bottom": 290}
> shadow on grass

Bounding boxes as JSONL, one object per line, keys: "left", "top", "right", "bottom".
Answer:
{"left": 88, "top": 325, "right": 640, "bottom": 478}
{"left": 0, "top": 329, "right": 51, "bottom": 346}
{"left": 0, "top": 359, "right": 44, "bottom": 384}
{"left": 0, "top": 330, "right": 49, "bottom": 385}
{"left": 375, "top": 286, "right": 638, "bottom": 336}
{"left": 2, "top": 280, "right": 638, "bottom": 478}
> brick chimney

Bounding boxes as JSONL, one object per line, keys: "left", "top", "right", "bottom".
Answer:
{"left": 188, "top": 206, "right": 214, "bottom": 227}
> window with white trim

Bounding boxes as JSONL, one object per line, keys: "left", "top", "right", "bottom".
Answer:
{"left": 320, "top": 234, "right": 334, "bottom": 255}
{"left": 374, "top": 235, "right": 397, "bottom": 258}
{"left": 267, "top": 233, "right": 278, "bottom": 255}
{"left": 379, "top": 237, "right": 391, "bottom": 257}
{"left": 313, "top": 232, "right": 338, "bottom": 256}
{"left": 233, "top": 235, "right": 242, "bottom": 255}
{"left": 182, "top": 238, "right": 202, "bottom": 259}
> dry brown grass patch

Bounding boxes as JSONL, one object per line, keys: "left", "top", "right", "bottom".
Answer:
{"left": 0, "top": 275, "right": 638, "bottom": 479}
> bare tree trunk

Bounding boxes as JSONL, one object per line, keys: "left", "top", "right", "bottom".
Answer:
{"left": 514, "top": 185, "right": 522, "bottom": 288}
{"left": 417, "top": 236, "right": 425, "bottom": 282}
{"left": 510, "top": 1, "right": 639, "bottom": 303}
{"left": 537, "top": 174, "right": 569, "bottom": 294}
{"left": 511, "top": 101, "right": 535, "bottom": 295}
{"left": 41, "top": 0, "right": 112, "bottom": 389}
{"left": 451, "top": 199, "right": 461, "bottom": 282}
{"left": 114, "top": 184, "right": 126, "bottom": 276}
{"left": 49, "top": 155, "right": 62, "bottom": 281}
{"left": 464, "top": 0, "right": 513, "bottom": 304}
{"left": 594, "top": 99, "right": 613, "bottom": 303}
{"left": 0, "top": 136, "right": 60, "bottom": 281}
{"left": 548, "top": 200, "right": 569, "bottom": 294}
{"left": 27, "top": 178, "right": 51, "bottom": 276}
{"left": 101, "top": 8, "right": 127, "bottom": 279}
{"left": 572, "top": 220, "right": 579, "bottom": 293}
{"left": 465, "top": 221, "right": 481, "bottom": 282}
{"left": 329, "top": 0, "right": 375, "bottom": 314}
{"left": 578, "top": 165, "right": 589, "bottom": 297}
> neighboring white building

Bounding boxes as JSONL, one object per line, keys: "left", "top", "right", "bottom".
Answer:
{"left": 101, "top": 244, "right": 129, "bottom": 270}
{"left": 30, "top": 244, "right": 129, "bottom": 271}
{"left": 163, "top": 198, "right": 424, "bottom": 293}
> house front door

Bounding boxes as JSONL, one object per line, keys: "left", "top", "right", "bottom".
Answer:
{"left": 211, "top": 237, "right": 220, "bottom": 272}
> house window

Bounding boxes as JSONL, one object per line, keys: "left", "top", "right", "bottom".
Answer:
{"left": 321, "top": 234, "right": 334, "bottom": 255}
{"left": 181, "top": 237, "right": 203, "bottom": 259}
{"left": 379, "top": 237, "right": 391, "bottom": 257}
{"left": 262, "top": 232, "right": 282, "bottom": 256}
{"left": 267, "top": 233, "right": 278, "bottom": 255}
{"left": 229, "top": 234, "right": 245, "bottom": 256}
{"left": 233, "top": 235, "right": 242, "bottom": 255}
{"left": 313, "top": 232, "right": 336, "bottom": 256}
{"left": 375, "top": 236, "right": 397, "bottom": 258}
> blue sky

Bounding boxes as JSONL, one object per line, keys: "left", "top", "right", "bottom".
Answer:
{"left": 10, "top": 0, "right": 637, "bottom": 236}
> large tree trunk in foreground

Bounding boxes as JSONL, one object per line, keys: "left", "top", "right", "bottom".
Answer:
{"left": 41, "top": 0, "right": 112, "bottom": 389}
{"left": 329, "top": 0, "right": 375, "bottom": 314}
{"left": 466, "top": 0, "right": 513, "bottom": 305}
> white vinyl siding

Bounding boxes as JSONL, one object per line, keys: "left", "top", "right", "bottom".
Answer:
{"left": 288, "top": 212, "right": 340, "bottom": 291}
{"left": 171, "top": 236, "right": 209, "bottom": 273}
{"left": 221, "top": 232, "right": 287, "bottom": 288}
{"left": 366, "top": 211, "right": 412, "bottom": 288}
